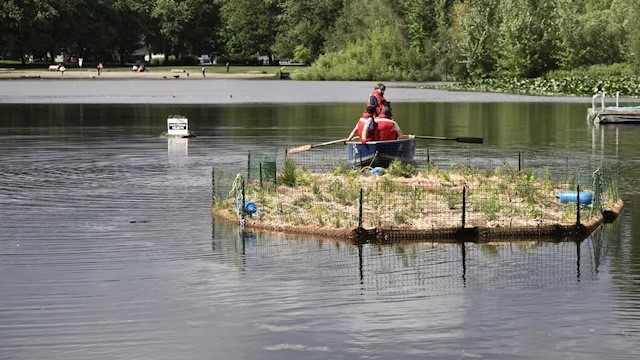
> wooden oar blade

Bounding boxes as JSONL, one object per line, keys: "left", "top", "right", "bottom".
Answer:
{"left": 455, "top": 137, "right": 483, "bottom": 144}
{"left": 287, "top": 144, "right": 312, "bottom": 154}
{"left": 411, "top": 135, "right": 484, "bottom": 144}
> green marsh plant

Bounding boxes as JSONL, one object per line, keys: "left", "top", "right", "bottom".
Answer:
{"left": 387, "top": 160, "right": 417, "bottom": 178}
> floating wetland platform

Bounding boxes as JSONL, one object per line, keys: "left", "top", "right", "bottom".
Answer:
{"left": 212, "top": 148, "right": 623, "bottom": 244}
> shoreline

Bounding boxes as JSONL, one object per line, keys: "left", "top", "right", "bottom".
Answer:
{"left": 0, "top": 74, "right": 598, "bottom": 105}
{"left": 0, "top": 69, "right": 277, "bottom": 80}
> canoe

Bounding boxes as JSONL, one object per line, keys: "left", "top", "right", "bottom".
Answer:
{"left": 346, "top": 138, "right": 415, "bottom": 168}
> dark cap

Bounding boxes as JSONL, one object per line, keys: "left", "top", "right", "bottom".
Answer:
{"left": 381, "top": 106, "right": 392, "bottom": 116}
{"left": 366, "top": 105, "right": 376, "bottom": 114}
{"left": 376, "top": 83, "right": 386, "bottom": 91}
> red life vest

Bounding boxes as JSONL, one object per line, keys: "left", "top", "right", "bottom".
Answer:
{"left": 368, "top": 89, "right": 390, "bottom": 116}
{"left": 356, "top": 112, "right": 377, "bottom": 143}
{"left": 376, "top": 114, "right": 398, "bottom": 140}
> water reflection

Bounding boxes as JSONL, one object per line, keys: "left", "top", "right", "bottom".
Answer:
{"left": 213, "top": 218, "right": 617, "bottom": 298}
{"left": 167, "top": 138, "right": 189, "bottom": 167}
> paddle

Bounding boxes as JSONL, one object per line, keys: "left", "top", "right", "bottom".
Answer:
{"left": 410, "top": 135, "right": 483, "bottom": 144}
{"left": 287, "top": 138, "right": 348, "bottom": 154}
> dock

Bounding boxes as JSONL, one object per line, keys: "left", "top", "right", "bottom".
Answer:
{"left": 588, "top": 92, "right": 640, "bottom": 124}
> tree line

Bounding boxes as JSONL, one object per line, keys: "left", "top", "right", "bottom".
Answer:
{"left": 2, "top": 0, "right": 639, "bottom": 81}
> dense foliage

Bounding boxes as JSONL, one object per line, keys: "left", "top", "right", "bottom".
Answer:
{"left": 1, "top": 0, "right": 639, "bottom": 82}
{"left": 438, "top": 63, "right": 640, "bottom": 96}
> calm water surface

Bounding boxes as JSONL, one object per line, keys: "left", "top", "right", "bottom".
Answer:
{"left": 1, "top": 81, "right": 639, "bottom": 360}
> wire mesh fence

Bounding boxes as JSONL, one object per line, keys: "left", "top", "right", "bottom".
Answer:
{"left": 212, "top": 219, "right": 619, "bottom": 295}
{"left": 211, "top": 145, "right": 622, "bottom": 242}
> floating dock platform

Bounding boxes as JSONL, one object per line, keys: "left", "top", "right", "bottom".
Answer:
{"left": 588, "top": 92, "right": 640, "bottom": 124}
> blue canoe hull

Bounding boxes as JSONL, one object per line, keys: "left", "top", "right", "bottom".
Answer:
{"left": 346, "top": 138, "right": 416, "bottom": 168}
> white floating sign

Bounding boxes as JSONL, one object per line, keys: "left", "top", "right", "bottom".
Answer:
{"left": 167, "top": 116, "right": 189, "bottom": 136}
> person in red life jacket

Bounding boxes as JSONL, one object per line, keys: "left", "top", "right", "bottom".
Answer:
{"left": 367, "top": 83, "right": 391, "bottom": 117}
{"left": 346, "top": 106, "right": 378, "bottom": 144}
{"left": 376, "top": 106, "right": 404, "bottom": 140}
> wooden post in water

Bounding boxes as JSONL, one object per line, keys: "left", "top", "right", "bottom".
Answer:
{"left": 358, "top": 188, "right": 363, "bottom": 229}
{"left": 461, "top": 186, "right": 467, "bottom": 228}
{"left": 576, "top": 184, "right": 581, "bottom": 226}
{"left": 211, "top": 167, "right": 215, "bottom": 205}
{"left": 518, "top": 151, "right": 522, "bottom": 172}
{"left": 247, "top": 153, "right": 251, "bottom": 184}
{"left": 240, "top": 176, "right": 246, "bottom": 227}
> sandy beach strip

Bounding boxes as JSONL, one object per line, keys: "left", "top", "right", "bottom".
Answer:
{"left": 0, "top": 68, "right": 277, "bottom": 80}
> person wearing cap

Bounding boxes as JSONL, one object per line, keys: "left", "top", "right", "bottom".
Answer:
{"left": 346, "top": 105, "right": 378, "bottom": 144}
{"left": 375, "top": 106, "right": 404, "bottom": 140}
{"left": 367, "top": 83, "right": 391, "bottom": 117}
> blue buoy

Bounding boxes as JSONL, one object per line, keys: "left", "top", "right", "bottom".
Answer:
{"left": 370, "top": 167, "right": 385, "bottom": 176}
{"left": 556, "top": 191, "right": 593, "bottom": 205}
{"left": 235, "top": 200, "right": 258, "bottom": 215}
{"left": 244, "top": 201, "right": 257, "bottom": 215}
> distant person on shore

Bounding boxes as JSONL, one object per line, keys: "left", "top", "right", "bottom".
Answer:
{"left": 346, "top": 106, "right": 378, "bottom": 144}
{"left": 132, "top": 64, "right": 138, "bottom": 72}
{"left": 375, "top": 106, "right": 403, "bottom": 140}
{"left": 226, "top": 62, "right": 229, "bottom": 73}
{"left": 97, "top": 62, "right": 104, "bottom": 75}
{"left": 202, "top": 66, "right": 206, "bottom": 77}
{"left": 58, "top": 64, "right": 65, "bottom": 76}
{"left": 367, "top": 83, "right": 390, "bottom": 117}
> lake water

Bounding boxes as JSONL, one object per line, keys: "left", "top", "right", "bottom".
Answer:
{"left": 1, "top": 80, "right": 639, "bottom": 360}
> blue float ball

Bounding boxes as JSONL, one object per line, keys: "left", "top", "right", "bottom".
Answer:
{"left": 370, "top": 167, "right": 385, "bottom": 176}
{"left": 244, "top": 201, "right": 257, "bottom": 215}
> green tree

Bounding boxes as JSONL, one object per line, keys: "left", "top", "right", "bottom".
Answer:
{"left": 273, "top": 0, "right": 342, "bottom": 60}
{"left": 297, "top": 0, "right": 431, "bottom": 81}
{"left": 432, "top": 0, "right": 463, "bottom": 79}
{"left": 151, "top": 0, "right": 193, "bottom": 61}
{"left": 496, "top": 0, "right": 559, "bottom": 78}
{"left": 555, "top": 0, "right": 587, "bottom": 69}
{"left": 179, "top": 0, "right": 222, "bottom": 57}
{"left": 630, "top": 0, "right": 640, "bottom": 71}
{"left": 220, "top": 0, "right": 279, "bottom": 62}
{"left": 456, "top": 0, "right": 499, "bottom": 79}
{"left": 0, "top": 0, "right": 60, "bottom": 63}
{"left": 110, "top": 0, "right": 152, "bottom": 64}
{"left": 292, "top": 45, "right": 312, "bottom": 64}
{"left": 395, "top": 0, "right": 437, "bottom": 53}
{"left": 578, "top": 9, "right": 626, "bottom": 66}
{"left": 62, "top": 0, "right": 150, "bottom": 64}
{"left": 555, "top": 0, "right": 629, "bottom": 70}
